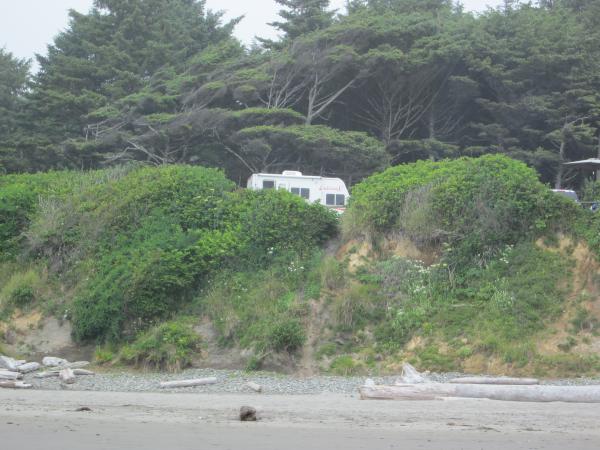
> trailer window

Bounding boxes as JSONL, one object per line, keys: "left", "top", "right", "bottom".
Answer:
{"left": 262, "top": 180, "right": 275, "bottom": 189}
{"left": 291, "top": 187, "right": 310, "bottom": 199}
{"left": 326, "top": 194, "right": 345, "bottom": 206}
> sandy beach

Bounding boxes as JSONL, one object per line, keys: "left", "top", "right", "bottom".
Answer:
{"left": 2, "top": 388, "right": 600, "bottom": 449}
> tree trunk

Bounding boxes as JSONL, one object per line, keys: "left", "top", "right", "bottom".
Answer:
{"left": 555, "top": 138, "right": 566, "bottom": 189}
{"left": 428, "top": 105, "right": 436, "bottom": 140}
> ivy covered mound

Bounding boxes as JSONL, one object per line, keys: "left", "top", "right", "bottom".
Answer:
{"left": 0, "top": 165, "right": 337, "bottom": 369}
{"left": 324, "top": 155, "right": 600, "bottom": 377}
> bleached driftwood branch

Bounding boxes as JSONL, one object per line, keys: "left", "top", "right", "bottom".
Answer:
{"left": 0, "top": 370, "right": 23, "bottom": 381}
{"left": 160, "top": 377, "right": 218, "bottom": 389}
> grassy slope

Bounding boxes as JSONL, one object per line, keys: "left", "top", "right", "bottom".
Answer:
{"left": 310, "top": 235, "right": 600, "bottom": 377}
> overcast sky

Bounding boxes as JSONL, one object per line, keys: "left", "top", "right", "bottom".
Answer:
{"left": 0, "top": 0, "right": 503, "bottom": 65}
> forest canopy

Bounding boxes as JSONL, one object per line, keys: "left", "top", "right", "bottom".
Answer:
{"left": 1, "top": 0, "right": 600, "bottom": 187}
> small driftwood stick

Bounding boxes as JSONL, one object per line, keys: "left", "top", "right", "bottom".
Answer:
{"left": 159, "top": 377, "right": 218, "bottom": 389}
{"left": 73, "top": 369, "right": 95, "bottom": 376}
{"left": 0, "top": 381, "right": 33, "bottom": 389}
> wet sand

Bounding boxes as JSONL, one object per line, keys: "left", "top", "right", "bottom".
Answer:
{"left": 1, "top": 389, "right": 599, "bottom": 449}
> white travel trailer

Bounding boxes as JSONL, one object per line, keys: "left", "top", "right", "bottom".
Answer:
{"left": 247, "top": 171, "right": 350, "bottom": 213}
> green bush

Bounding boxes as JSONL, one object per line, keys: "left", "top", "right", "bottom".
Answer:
{"left": 329, "top": 355, "right": 362, "bottom": 375}
{"left": 0, "top": 183, "right": 37, "bottom": 258}
{"left": 268, "top": 319, "right": 306, "bottom": 353}
{"left": 0, "top": 269, "right": 42, "bottom": 311}
{"left": 348, "top": 155, "right": 575, "bottom": 264}
{"left": 94, "top": 346, "right": 116, "bottom": 365}
{"left": 231, "top": 189, "right": 338, "bottom": 264}
{"left": 57, "top": 166, "right": 337, "bottom": 343}
{"left": 119, "top": 320, "right": 201, "bottom": 372}
{"left": 414, "top": 345, "right": 460, "bottom": 372}
{"left": 0, "top": 170, "right": 96, "bottom": 259}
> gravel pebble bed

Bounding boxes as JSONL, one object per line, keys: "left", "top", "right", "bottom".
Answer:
{"left": 20, "top": 368, "right": 600, "bottom": 394}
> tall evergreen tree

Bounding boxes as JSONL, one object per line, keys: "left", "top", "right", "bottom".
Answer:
{"left": 26, "top": 0, "right": 236, "bottom": 146}
{"left": 260, "top": 0, "right": 335, "bottom": 48}
{"left": 0, "top": 49, "right": 30, "bottom": 172}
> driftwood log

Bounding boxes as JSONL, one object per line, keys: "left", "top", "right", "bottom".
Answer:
{"left": 246, "top": 382, "right": 262, "bottom": 393}
{"left": 159, "top": 377, "right": 218, "bottom": 389}
{"left": 360, "top": 383, "right": 600, "bottom": 403}
{"left": 42, "top": 356, "right": 68, "bottom": 367}
{"left": 67, "top": 361, "right": 90, "bottom": 369}
{"left": 0, "top": 356, "right": 20, "bottom": 371}
{"left": 73, "top": 369, "right": 95, "bottom": 376}
{"left": 0, "top": 381, "right": 32, "bottom": 389}
{"left": 448, "top": 376, "right": 539, "bottom": 385}
{"left": 0, "top": 370, "right": 23, "bottom": 381}
{"left": 34, "top": 371, "right": 60, "bottom": 379}
{"left": 17, "top": 362, "right": 41, "bottom": 374}
{"left": 59, "top": 368, "right": 76, "bottom": 384}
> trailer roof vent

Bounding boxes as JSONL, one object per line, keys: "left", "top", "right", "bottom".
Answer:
{"left": 282, "top": 170, "right": 303, "bottom": 176}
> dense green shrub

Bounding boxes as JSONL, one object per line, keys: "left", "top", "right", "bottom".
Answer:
{"left": 0, "top": 269, "right": 42, "bottom": 313}
{"left": 348, "top": 155, "right": 576, "bottom": 264}
{"left": 119, "top": 319, "right": 201, "bottom": 372}
{"left": 268, "top": 319, "right": 306, "bottom": 353}
{"left": 0, "top": 183, "right": 37, "bottom": 257}
{"left": 329, "top": 355, "right": 363, "bottom": 375}
{"left": 3, "top": 166, "right": 336, "bottom": 344}
{"left": 13, "top": 165, "right": 340, "bottom": 343}
{"left": 230, "top": 189, "right": 338, "bottom": 264}
{"left": 0, "top": 171, "right": 84, "bottom": 258}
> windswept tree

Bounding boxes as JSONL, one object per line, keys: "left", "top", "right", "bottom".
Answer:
{"left": 26, "top": 0, "right": 237, "bottom": 147}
